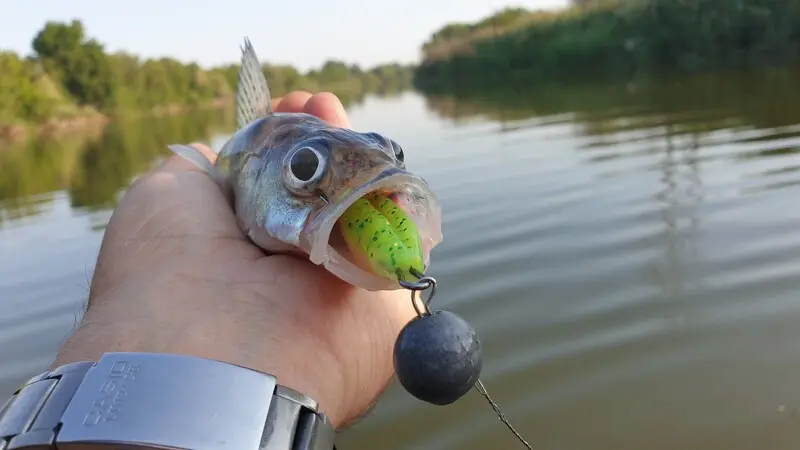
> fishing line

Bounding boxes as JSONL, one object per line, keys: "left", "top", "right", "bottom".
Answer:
{"left": 399, "top": 272, "right": 534, "bottom": 450}
{"left": 394, "top": 5, "right": 534, "bottom": 447}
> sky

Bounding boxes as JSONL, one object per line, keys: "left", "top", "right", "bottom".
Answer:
{"left": 0, "top": 0, "right": 567, "bottom": 72}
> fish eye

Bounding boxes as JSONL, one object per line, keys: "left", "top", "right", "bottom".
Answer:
{"left": 290, "top": 146, "right": 320, "bottom": 181}
{"left": 283, "top": 145, "right": 327, "bottom": 195}
{"left": 390, "top": 139, "right": 404, "bottom": 163}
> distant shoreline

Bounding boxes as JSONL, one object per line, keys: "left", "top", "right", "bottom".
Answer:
{"left": 0, "top": 97, "right": 234, "bottom": 144}
{"left": 413, "top": 1, "right": 800, "bottom": 92}
{"left": 0, "top": 114, "right": 109, "bottom": 142}
{"left": 3, "top": 19, "right": 414, "bottom": 145}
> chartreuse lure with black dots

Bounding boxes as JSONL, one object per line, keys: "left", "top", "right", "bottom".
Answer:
{"left": 338, "top": 192, "right": 424, "bottom": 282}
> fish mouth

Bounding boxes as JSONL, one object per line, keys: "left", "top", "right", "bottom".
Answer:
{"left": 301, "top": 167, "right": 443, "bottom": 291}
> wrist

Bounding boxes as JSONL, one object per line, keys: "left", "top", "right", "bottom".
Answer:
{"left": 5, "top": 351, "right": 336, "bottom": 450}
{"left": 51, "top": 275, "right": 354, "bottom": 428}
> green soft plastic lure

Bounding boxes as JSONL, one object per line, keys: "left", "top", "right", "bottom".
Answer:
{"left": 338, "top": 192, "right": 424, "bottom": 282}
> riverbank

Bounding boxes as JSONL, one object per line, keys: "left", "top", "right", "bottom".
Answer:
{"left": 0, "top": 114, "right": 106, "bottom": 142}
{"left": 2, "top": 20, "right": 413, "bottom": 143}
{"left": 0, "top": 97, "right": 236, "bottom": 145}
{"left": 413, "top": 0, "right": 800, "bottom": 92}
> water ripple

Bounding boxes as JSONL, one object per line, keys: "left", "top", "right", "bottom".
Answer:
{"left": 5, "top": 89, "right": 800, "bottom": 450}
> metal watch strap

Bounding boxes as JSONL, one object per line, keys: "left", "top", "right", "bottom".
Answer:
{"left": 0, "top": 352, "right": 336, "bottom": 450}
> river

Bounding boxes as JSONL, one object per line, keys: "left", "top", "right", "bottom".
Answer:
{"left": 3, "top": 68, "right": 800, "bottom": 449}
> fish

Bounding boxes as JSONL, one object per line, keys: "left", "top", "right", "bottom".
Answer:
{"left": 167, "top": 38, "right": 443, "bottom": 291}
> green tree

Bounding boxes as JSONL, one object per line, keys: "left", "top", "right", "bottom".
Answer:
{"left": 2, "top": 19, "right": 416, "bottom": 131}
{"left": 414, "top": 0, "right": 800, "bottom": 92}
{"left": 0, "top": 52, "right": 65, "bottom": 122}
{"left": 32, "top": 20, "right": 117, "bottom": 110}
{"left": 318, "top": 61, "right": 352, "bottom": 84}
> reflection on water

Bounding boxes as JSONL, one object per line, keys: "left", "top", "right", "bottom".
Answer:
{"left": 4, "top": 67, "right": 800, "bottom": 449}
{"left": 0, "top": 106, "right": 236, "bottom": 225}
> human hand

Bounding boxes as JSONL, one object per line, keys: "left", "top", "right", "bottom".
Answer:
{"left": 52, "top": 91, "right": 417, "bottom": 428}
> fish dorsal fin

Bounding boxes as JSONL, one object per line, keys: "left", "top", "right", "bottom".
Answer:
{"left": 236, "top": 38, "right": 273, "bottom": 128}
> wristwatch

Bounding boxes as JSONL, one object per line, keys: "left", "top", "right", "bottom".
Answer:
{"left": 0, "top": 352, "right": 336, "bottom": 449}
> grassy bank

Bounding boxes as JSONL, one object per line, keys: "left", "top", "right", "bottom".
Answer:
{"left": 1, "top": 20, "right": 414, "bottom": 140}
{"left": 414, "top": 0, "right": 800, "bottom": 92}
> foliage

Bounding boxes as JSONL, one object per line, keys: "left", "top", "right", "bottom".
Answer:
{"left": 32, "top": 20, "right": 117, "bottom": 110}
{"left": 1, "top": 20, "right": 415, "bottom": 128}
{"left": 414, "top": 0, "right": 800, "bottom": 92}
{"left": 0, "top": 52, "right": 57, "bottom": 123}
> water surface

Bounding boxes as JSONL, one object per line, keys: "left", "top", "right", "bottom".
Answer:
{"left": 4, "top": 69, "right": 800, "bottom": 449}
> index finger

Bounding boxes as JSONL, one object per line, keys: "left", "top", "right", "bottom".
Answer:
{"left": 304, "top": 92, "right": 351, "bottom": 129}
{"left": 273, "top": 91, "right": 351, "bottom": 128}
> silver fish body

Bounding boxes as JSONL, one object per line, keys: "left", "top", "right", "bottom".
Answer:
{"left": 169, "top": 39, "right": 442, "bottom": 291}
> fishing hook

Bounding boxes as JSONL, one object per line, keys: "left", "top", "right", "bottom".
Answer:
{"left": 398, "top": 268, "right": 437, "bottom": 317}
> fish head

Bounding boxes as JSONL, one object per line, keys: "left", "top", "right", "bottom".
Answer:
{"left": 172, "top": 38, "right": 442, "bottom": 291}
{"left": 253, "top": 114, "right": 443, "bottom": 291}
